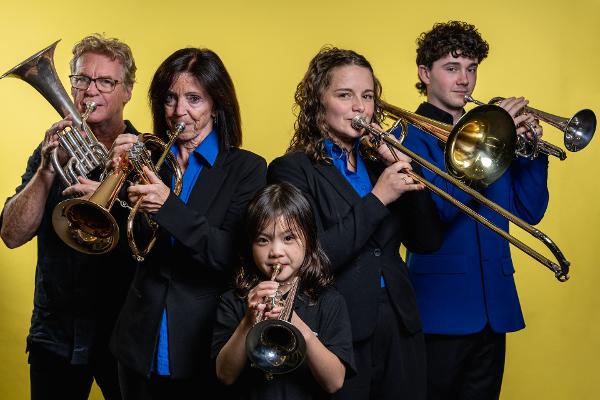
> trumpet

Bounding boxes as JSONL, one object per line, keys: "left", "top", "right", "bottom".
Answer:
{"left": 352, "top": 112, "right": 570, "bottom": 282}
{"left": 465, "top": 95, "right": 596, "bottom": 160}
{"left": 246, "top": 264, "right": 306, "bottom": 379}
{"left": 0, "top": 40, "right": 108, "bottom": 186}
{"left": 51, "top": 124, "right": 184, "bottom": 256}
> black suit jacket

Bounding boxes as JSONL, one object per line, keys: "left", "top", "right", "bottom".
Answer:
{"left": 111, "top": 147, "right": 266, "bottom": 379}
{"left": 268, "top": 151, "right": 442, "bottom": 340}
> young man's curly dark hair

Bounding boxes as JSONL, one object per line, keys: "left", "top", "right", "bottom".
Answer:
{"left": 415, "top": 21, "right": 489, "bottom": 95}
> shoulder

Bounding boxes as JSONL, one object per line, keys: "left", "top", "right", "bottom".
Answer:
{"left": 222, "top": 147, "right": 266, "bottom": 169}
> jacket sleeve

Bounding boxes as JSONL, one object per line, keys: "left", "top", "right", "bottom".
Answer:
{"left": 507, "top": 155, "right": 549, "bottom": 224}
{"left": 154, "top": 152, "right": 267, "bottom": 272}
{"left": 268, "top": 154, "right": 390, "bottom": 271}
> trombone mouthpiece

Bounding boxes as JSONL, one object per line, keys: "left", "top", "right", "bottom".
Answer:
{"left": 351, "top": 115, "right": 368, "bottom": 130}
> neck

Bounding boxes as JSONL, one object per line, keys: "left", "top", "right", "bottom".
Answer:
{"left": 88, "top": 117, "right": 126, "bottom": 149}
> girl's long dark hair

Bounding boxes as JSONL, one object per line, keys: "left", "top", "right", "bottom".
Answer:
{"left": 236, "top": 183, "right": 332, "bottom": 301}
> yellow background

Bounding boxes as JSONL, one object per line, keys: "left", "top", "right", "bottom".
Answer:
{"left": 1, "top": 0, "right": 599, "bottom": 399}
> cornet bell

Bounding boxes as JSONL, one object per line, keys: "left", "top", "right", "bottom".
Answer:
{"left": 565, "top": 109, "right": 596, "bottom": 152}
{"left": 52, "top": 198, "right": 119, "bottom": 254}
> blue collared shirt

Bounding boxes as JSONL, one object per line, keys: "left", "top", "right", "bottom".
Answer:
{"left": 154, "top": 130, "right": 219, "bottom": 376}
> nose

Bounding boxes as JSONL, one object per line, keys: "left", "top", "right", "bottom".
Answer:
{"left": 174, "top": 99, "right": 187, "bottom": 117}
{"left": 84, "top": 80, "right": 100, "bottom": 96}
{"left": 352, "top": 97, "right": 365, "bottom": 113}
{"left": 457, "top": 69, "right": 469, "bottom": 86}
{"left": 268, "top": 240, "right": 285, "bottom": 259}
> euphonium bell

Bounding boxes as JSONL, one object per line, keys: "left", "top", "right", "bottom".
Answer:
{"left": 246, "top": 265, "right": 306, "bottom": 379}
{"left": 1, "top": 40, "right": 109, "bottom": 187}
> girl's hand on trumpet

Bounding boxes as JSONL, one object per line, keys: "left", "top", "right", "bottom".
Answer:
{"left": 245, "top": 281, "right": 283, "bottom": 324}
{"left": 371, "top": 160, "right": 425, "bottom": 206}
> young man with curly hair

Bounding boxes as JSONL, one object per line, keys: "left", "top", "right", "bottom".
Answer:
{"left": 402, "top": 21, "right": 550, "bottom": 399}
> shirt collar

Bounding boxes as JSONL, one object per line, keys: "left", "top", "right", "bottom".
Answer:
{"left": 415, "top": 102, "right": 458, "bottom": 125}
{"left": 323, "top": 138, "right": 359, "bottom": 160}
{"left": 171, "top": 129, "right": 219, "bottom": 167}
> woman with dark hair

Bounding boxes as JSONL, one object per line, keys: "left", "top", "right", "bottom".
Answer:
{"left": 109, "top": 48, "right": 266, "bottom": 398}
{"left": 268, "top": 47, "right": 442, "bottom": 400}
{"left": 211, "top": 182, "right": 355, "bottom": 399}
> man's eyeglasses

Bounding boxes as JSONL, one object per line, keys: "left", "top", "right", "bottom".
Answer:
{"left": 69, "top": 75, "right": 121, "bottom": 93}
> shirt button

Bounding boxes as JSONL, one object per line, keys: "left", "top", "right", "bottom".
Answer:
{"left": 373, "top": 248, "right": 381, "bottom": 257}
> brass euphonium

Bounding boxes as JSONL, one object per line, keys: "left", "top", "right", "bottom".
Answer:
{"left": 352, "top": 106, "right": 570, "bottom": 281}
{"left": 246, "top": 264, "right": 306, "bottom": 379}
{"left": 0, "top": 40, "right": 108, "bottom": 186}
{"left": 465, "top": 95, "right": 596, "bottom": 160}
{"left": 51, "top": 123, "right": 184, "bottom": 256}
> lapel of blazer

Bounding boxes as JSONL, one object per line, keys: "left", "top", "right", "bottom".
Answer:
{"left": 315, "top": 160, "right": 387, "bottom": 248}
{"left": 186, "top": 149, "right": 228, "bottom": 217}
{"left": 315, "top": 162, "right": 361, "bottom": 206}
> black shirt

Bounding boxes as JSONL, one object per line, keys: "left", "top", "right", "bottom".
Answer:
{"left": 212, "top": 286, "right": 356, "bottom": 400}
{"left": 2, "top": 120, "right": 139, "bottom": 364}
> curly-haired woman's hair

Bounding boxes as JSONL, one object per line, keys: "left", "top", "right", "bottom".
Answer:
{"left": 70, "top": 33, "right": 137, "bottom": 90}
{"left": 235, "top": 183, "right": 332, "bottom": 301}
{"left": 149, "top": 48, "right": 241, "bottom": 148}
{"left": 415, "top": 21, "right": 489, "bottom": 95}
{"left": 288, "top": 46, "right": 384, "bottom": 163}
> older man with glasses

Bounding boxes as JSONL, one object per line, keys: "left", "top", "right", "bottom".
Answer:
{"left": 1, "top": 34, "right": 139, "bottom": 400}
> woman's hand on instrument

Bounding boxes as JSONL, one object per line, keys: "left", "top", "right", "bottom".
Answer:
{"left": 40, "top": 118, "right": 72, "bottom": 174}
{"left": 127, "top": 166, "right": 170, "bottom": 213}
{"left": 371, "top": 160, "right": 425, "bottom": 205}
{"left": 246, "top": 281, "right": 282, "bottom": 323}
{"left": 106, "top": 133, "right": 138, "bottom": 171}
{"left": 61, "top": 176, "right": 100, "bottom": 199}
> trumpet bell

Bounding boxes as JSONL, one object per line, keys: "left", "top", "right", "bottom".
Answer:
{"left": 52, "top": 198, "right": 119, "bottom": 254}
{"left": 246, "top": 319, "right": 306, "bottom": 377}
{"left": 565, "top": 109, "right": 596, "bottom": 152}
{"left": 446, "top": 105, "right": 517, "bottom": 188}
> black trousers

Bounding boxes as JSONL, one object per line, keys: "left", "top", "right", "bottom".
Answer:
{"left": 118, "top": 363, "right": 212, "bottom": 400}
{"left": 29, "top": 343, "right": 122, "bottom": 400}
{"left": 334, "top": 289, "right": 427, "bottom": 400}
{"left": 424, "top": 326, "right": 506, "bottom": 400}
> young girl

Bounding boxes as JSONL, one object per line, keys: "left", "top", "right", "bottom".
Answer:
{"left": 212, "top": 182, "right": 355, "bottom": 399}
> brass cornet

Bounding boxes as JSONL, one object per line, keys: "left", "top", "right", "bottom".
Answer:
{"left": 0, "top": 40, "right": 109, "bottom": 186}
{"left": 51, "top": 124, "right": 184, "bottom": 257}
{"left": 246, "top": 264, "right": 306, "bottom": 379}
{"left": 465, "top": 95, "right": 596, "bottom": 160}
{"left": 352, "top": 108, "right": 570, "bottom": 281}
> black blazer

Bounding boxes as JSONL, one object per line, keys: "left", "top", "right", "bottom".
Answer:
{"left": 268, "top": 151, "right": 442, "bottom": 340}
{"left": 111, "top": 147, "right": 266, "bottom": 380}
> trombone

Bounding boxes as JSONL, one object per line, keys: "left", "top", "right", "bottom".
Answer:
{"left": 352, "top": 106, "right": 570, "bottom": 282}
{"left": 465, "top": 95, "right": 596, "bottom": 160}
